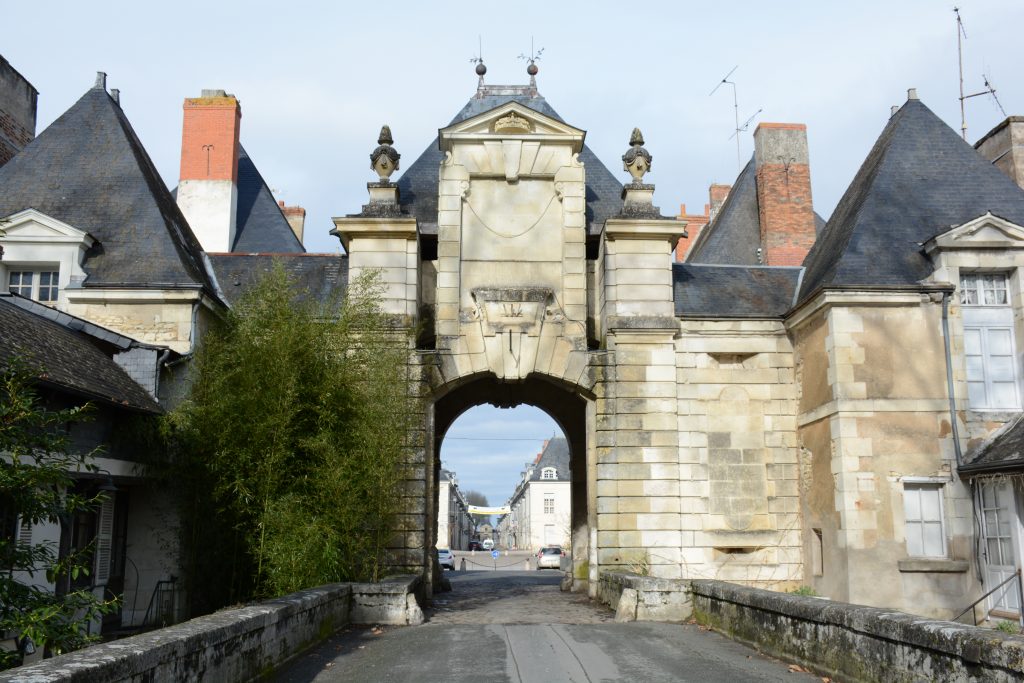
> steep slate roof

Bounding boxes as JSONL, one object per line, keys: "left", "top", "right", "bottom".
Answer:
{"left": 673, "top": 264, "right": 802, "bottom": 318}
{"left": 529, "top": 437, "right": 571, "bottom": 482}
{"left": 0, "top": 293, "right": 160, "bottom": 413}
{"left": 207, "top": 253, "right": 347, "bottom": 308}
{"left": 960, "top": 414, "right": 1024, "bottom": 475}
{"left": 397, "top": 88, "right": 624, "bottom": 237}
{"left": 800, "top": 98, "right": 1024, "bottom": 301}
{"left": 0, "top": 84, "right": 214, "bottom": 292}
{"left": 686, "top": 157, "right": 827, "bottom": 266}
{"left": 232, "top": 145, "right": 304, "bottom": 253}
{"left": 687, "top": 157, "right": 760, "bottom": 265}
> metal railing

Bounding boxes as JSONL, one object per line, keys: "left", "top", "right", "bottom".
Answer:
{"left": 953, "top": 568, "right": 1023, "bottom": 626}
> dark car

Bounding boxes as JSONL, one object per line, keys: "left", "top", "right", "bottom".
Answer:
{"left": 468, "top": 541, "right": 482, "bottom": 551}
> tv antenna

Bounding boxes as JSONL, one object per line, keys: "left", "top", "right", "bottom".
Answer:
{"left": 955, "top": 7, "right": 1006, "bottom": 141}
{"left": 710, "top": 66, "right": 762, "bottom": 172}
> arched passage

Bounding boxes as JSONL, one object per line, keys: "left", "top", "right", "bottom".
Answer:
{"left": 428, "top": 372, "right": 594, "bottom": 591}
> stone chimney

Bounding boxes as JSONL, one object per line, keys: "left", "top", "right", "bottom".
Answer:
{"left": 177, "top": 90, "right": 242, "bottom": 252}
{"left": 753, "top": 123, "right": 816, "bottom": 267}
{"left": 976, "top": 117, "right": 1024, "bottom": 191}
{"left": 708, "top": 184, "right": 731, "bottom": 221}
{"left": 278, "top": 200, "right": 306, "bottom": 245}
{"left": 0, "top": 56, "right": 38, "bottom": 168}
{"left": 674, "top": 202, "right": 710, "bottom": 262}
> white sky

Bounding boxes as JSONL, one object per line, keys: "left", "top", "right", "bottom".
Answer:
{"left": 4, "top": 0, "right": 1022, "bottom": 502}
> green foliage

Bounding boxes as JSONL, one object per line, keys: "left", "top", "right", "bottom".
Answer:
{"left": 788, "top": 585, "right": 818, "bottom": 597}
{"left": 463, "top": 490, "right": 489, "bottom": 507}
{"left": 0, "top": 363, "right": 118, "bottom": 669}
{"left": 165, "top": 265, "right": 417, "bottom": 609}
{"left": 995, "top": 619, "right": 1022, "bottom": 635}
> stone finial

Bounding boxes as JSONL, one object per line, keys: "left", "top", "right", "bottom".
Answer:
{"left": 370, "top": 125, "right": 400, "bottom": 182}
{"left": 622, "top": 128, "right": 653, "bottom": 183}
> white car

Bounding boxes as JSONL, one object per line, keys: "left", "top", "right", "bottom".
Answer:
{"left": 437, "top": 548, "right": 455, "bottom": 570}
{"left": 481, "top": 539, "right": 494, "bottom": 550}
{"left": 537, "top": 547, "right": 564, "bottom": 569}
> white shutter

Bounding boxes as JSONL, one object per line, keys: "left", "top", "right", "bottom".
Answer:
{"left": 94, "top": 497, "right": 115, "bottom": 584}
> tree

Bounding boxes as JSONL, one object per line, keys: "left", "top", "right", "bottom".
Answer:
{"left": 463, "top": 490, "right": 489, "bottom": 507}
{"left": 0, "top": 363, "right": 116, "bottom": 670}
{"left": 164, "top": 265, "right": 418, "bottom": 609}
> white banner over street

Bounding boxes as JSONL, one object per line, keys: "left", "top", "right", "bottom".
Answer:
{"left": 468, "top": 505, "right": 511, "bottom": 516}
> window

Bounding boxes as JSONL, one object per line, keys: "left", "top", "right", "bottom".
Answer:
{"left": 961, "top": 273, "right": 1019, "bottom": 409}
{"left": 7, "top": 269, "right": 60, "bottom": 303}
{"left": 544, "top": 496, "right": 555, "bottom": 514}
{"left": 904, "top": 484, "right": 946, "bottom": 558}
{"left": 541, "top": 467, "right": 557, "bottom": 480}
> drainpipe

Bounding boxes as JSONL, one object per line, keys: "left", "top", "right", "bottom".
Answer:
{"left": 154, "top": 348, "right": 171, "bottom": 401}
{"left": 941, "top": 291, "right": 964, "bottom": 468}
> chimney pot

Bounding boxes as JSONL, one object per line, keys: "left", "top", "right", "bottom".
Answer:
{"left": 110, "top": 89, "right": 120, "bottom": 105}
{"left": 907, "top": 88, "right": 919, "bottom": 101}
{"left": 94, "top": 72, "right": 107, "bottom": 90}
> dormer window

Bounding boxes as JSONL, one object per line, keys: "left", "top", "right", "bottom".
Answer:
{"left": 960, "top": 273, "right": 1008, "bottom": 306}
{"left": 8, "top": 269, "right": 60, "bottom": 303}
{"left": 541, "top": 467, "right": 557, "bottom": 480}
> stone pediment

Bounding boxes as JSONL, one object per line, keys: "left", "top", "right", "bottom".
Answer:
{"left": 439, "top": 102, "right": 585, "bottom": 154}
{"left": 1, "top": 208, "right": 95, "bottom": 245}
{"left": 924, "top": 212, "right": 1024, "bottom": 253}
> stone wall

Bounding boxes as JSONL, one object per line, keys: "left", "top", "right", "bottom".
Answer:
{"left": 0, "top": 55, "right": 36, "bottom": 167}
{"left": 691, "top": 579, "right": 1024, "bottom": 683}
{"left": 0, "top": 576, "right": 423, "bottom": 683}
{"left": 596, "top": 571, "right": 692, "bottom": 622}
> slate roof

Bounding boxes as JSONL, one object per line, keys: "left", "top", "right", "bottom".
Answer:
{"left": 799, "top": 98, "right": 1024, "bottom": 302}
{"left": 687, "top": 157, "right": 760, "bottom": 265}
{"left": 686, "top": 157, "right": 827, "bottom": 266}
{"left": 231, "top": 145, "right": 304, "bottom": 253}
{"left": 0, "top": 84, "right": 214, "bottom": 292}
{"left": 529, "top": 437, "right": 570, "bottom": 482}
{"left": 396, "top": 88, "right": 625, "bottom": 237}
{"left": 673, "top": 264, "right": 803, "bottom": 318}
{"left": 207, "top": 253, "right": 347, "bottom": 308}
{"left": 0, "top": 293, "right": 160, "bottom": 413}
{"left": 960, "top": 414, "right": 1024, "bottom": 475}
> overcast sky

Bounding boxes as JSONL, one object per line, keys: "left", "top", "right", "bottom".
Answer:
{"left": 4, "top": 0, "right": 1022, "bottom": 506}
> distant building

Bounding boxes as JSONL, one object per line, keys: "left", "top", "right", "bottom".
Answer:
{"left": 500, "top": 438, "right": 571, "bottom": 551}
{"left": 436, "top": 469, "right": 472, "bottom": 550}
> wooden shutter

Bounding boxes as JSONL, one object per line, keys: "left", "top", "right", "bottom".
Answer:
{"left": 94, "top": 497, "right": 115, "bottom": 584}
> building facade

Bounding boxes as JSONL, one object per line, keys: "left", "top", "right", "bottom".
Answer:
{"left": 436, "top": 469, "right": 473, "bottom": 550}
{"left": 6, "top": 53, "right": 1024, "bottom": 627}
{"left": 500, "top": 438, "right": 572, "bottom": 551}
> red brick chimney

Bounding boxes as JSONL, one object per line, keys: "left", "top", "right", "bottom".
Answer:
{"left": 278, "top": 200, "right": 306, "bottom": 245}
{"left": 708, "top": 184, "right": 731, "bottom": 221}
{"left": 753, "top": 123, "right": 816, "bottom": 266}
{"left": 674, "top": 203, "right": 710, "bottom": 262}
{"left": 177, "top": 90, "right": 242, "bottom": 252}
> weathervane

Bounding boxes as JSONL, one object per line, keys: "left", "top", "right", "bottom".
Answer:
{"left": 518, "top": 38, "right": 544, "bottom": 86}
{"left": 470, "top": 35, "right": 486, "bottom": 86}
{"left": 710, "top": 66, "right": 762, "bottom": 173}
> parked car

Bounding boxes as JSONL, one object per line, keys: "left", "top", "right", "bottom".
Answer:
{"left": 468, "top": 541, "right": 482, "bottom": 551}
{"left": 482, "top": 538, "right": 494, "bottom": 551}
{"left": 537, "top": 547, "right": 564, "bottom": 569}
{"left": 437, "top": 548, "right": 455, "bottom": 570}
{"left": 536, "top": 545, "right": 563, "bottom": 558}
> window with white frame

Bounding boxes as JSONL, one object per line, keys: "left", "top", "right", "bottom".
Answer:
{"left": 541, "top": 467, "right": 557, "bottom": 480}
{"left": 961, "top": 272, "right": 1020, "bottom": 409}
{"left": 7, "top": 269, "right": 60, "bottom": 303}
{"left": 543, "top": 496, "right": 555, "bottom": 515}
{"left": 903, "top": 483, "right": 947, "bottom": 558}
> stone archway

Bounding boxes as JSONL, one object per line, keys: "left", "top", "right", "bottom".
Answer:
{"left": 429, "top": 372, "right": 594, "bottom": 592}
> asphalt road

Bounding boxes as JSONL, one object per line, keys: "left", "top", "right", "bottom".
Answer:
{"left": 273, "top": 571, "right": 819, "bottom": 683}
